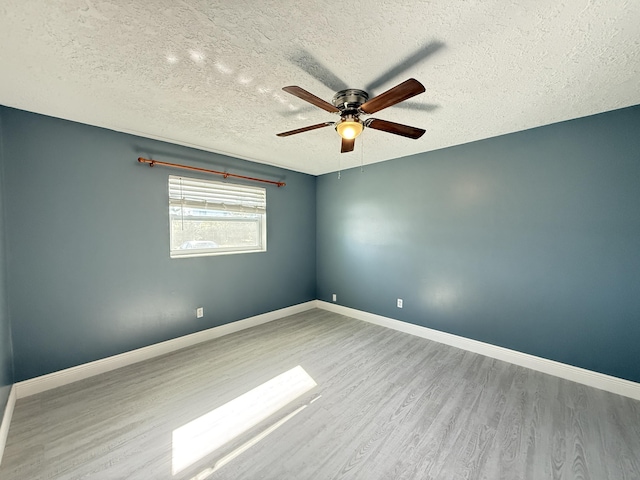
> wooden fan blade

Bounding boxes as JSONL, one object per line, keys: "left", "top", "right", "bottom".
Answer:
{"left": 282, "top": 86, "right": 340, "bottom": 113}
{"left": 365, "top": 118, "right": 425, "bottom": 139}
{"left": 276, "top": 122, "right": 334, "bottom": 137}
{"left": 341, "top": 137, "right": 355, "bottom": 153}
{"left": 359, "top": 78, "right": 425, "bottom": 114}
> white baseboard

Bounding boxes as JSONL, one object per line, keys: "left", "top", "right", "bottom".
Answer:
{"left": 316, "top": 301, "right": 640, "bottom": 401}
{"left": 0, "top": 385, "right": 17, "bottom": 466}
{"left": 15, "top": 301, "right": 317, "bottom": 399}
{"left": 13, "top": 299, "right": 640, "bottom": 402}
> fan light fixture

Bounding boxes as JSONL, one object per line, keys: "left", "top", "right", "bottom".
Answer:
{"left": 336, "top": 118, "right": 363, "bottom": 140}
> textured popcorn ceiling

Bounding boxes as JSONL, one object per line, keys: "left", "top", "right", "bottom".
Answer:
{"left": 1, "top": 1, "right": 639, "bottom": 175}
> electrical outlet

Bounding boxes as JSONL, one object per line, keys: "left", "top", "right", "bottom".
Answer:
{"left": 196, "top": 307, "right": 204, "bottom": 318}
{"left": 397, "top": 299, "right": 403, "bottom": 308}
{"left": 332, "top": 294, "right": 337, "bottom": 302}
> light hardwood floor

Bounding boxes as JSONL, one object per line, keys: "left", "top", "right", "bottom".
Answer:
{"left": 1, "top": 309, "right": 639, "bottom": 479}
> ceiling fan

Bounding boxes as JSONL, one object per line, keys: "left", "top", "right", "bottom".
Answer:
{"left": 276, "top": 78, "right": 426, "bottom": 153}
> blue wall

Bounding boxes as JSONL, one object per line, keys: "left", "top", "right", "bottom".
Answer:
{"left": 1, "top": 107, "right": 317, "bottom": 382}
{"left": 0, "top": 112, "right": 15, "bottom": 415}
{"left": 1, "top": 103, "right": 639, "bottom": 386}
{"left": 317, "top": 105, "right": 640, "bottom": 383}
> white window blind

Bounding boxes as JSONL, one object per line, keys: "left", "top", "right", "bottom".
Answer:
{"left": 169, "top": 176, "right": 266, "bottom": 213}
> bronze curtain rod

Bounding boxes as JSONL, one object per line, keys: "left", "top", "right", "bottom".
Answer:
{"left": 137, "top": 157, "right": 286, "bottom": 187}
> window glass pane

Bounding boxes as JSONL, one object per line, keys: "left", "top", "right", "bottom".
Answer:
{"left": 170, "top": 210, "right": 261, "bottom": 251}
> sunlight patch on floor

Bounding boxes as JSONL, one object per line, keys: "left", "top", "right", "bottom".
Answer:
{"left": 188, "top": 396, "right": 322, "bottom": 480}
{"left": 172, "top": 365, "right": 317, "bottom": 475}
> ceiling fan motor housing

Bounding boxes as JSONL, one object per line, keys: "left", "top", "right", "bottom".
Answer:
{"left": 332, "top": 89, "right": 369, "bottom": 114}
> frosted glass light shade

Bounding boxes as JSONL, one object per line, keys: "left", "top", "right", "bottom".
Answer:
{"left": 336, "top": 120, "right": 363, "bottom": 139}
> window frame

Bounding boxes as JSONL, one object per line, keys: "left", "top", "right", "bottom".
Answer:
{"left": 168, "top": 175, "right": 267, "bottom": 259}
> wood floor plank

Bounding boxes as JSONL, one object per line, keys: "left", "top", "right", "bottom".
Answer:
{"left": 1, "top": 309, "right": 639, "bottom": 479}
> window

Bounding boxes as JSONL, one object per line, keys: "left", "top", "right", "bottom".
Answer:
{"left": 169, "top": 175, "right": 266, "bottom": 258}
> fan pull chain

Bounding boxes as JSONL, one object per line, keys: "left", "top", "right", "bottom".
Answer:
{"left": 361, "top": 135, "right": 364, "bottom": 172}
